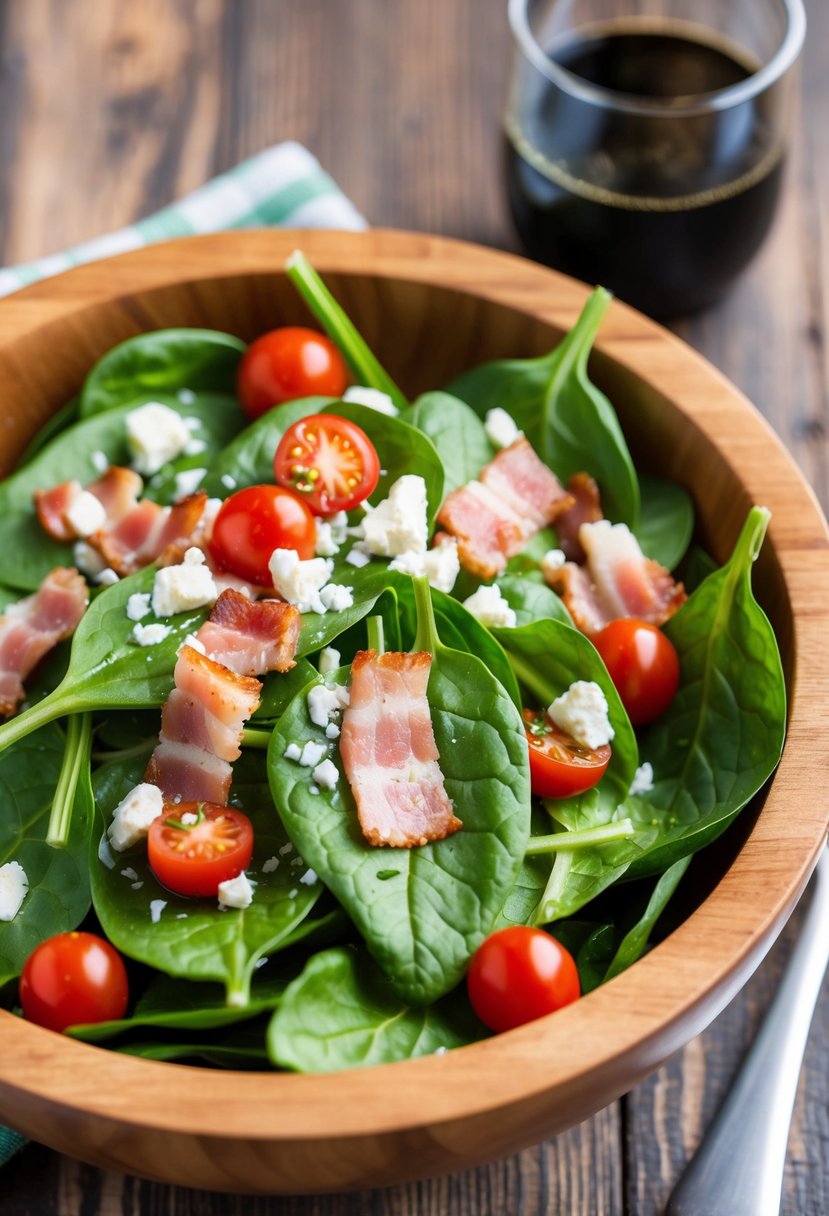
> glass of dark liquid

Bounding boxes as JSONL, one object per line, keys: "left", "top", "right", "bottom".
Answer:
{"left": 505, "top": 0, "right": 806, "bottom": 319}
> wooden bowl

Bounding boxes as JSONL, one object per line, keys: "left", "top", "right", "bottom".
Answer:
{"left": 0, "top": 230, "right": 827, "bottom": 1194}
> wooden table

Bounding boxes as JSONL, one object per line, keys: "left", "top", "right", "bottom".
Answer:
{"left": 0, "top": 1, "right": 826, "bottom": 1212}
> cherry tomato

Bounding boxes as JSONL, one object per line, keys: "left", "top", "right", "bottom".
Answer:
{"left": 273, "top": 413, "right": 380, "bottom": 516}
{"left": 208, "top": 484, "right": 316, "bottom": 587}
{"left": 523, "top": 708, "right": 611, "bottom": 798}
{"left": 237, "top": 327, "right": 349, "bottom": 419}
{"left": 147, "top": 802, "right": 254, "bottom": 898}
{"left": 467, "top": 926, "right": 580, "bottom": 1033}
{"left": 592, "top": 618, "right": 680, "bottom": 726}
{"left": 20, "top": 932, "right": 129, "bottom": 1033}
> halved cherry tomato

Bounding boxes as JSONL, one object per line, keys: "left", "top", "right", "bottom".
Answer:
{"left": 208, "top": 484, "right": 316, "bottom": 587}
{"left": 20, "top": 932, "right": 129, "bottom": 1033}
{"left": 467, "top": 926, "right": 580, "bottom": 1033}
{"left": 592, "top": 618, "right": 680, "bottom": 726}
{"left": 273, "top": 413, "right": 380, "bottom": 516}
{"left": 523, "top": 708, "right": 611, "bottom": 798}
{"left": 237, "top": 327, "right": 349, "bottom": 419}
{"left": 147, "top": 802, "right": 254, "bottom": 898}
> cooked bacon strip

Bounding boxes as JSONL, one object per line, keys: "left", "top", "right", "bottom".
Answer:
{"left": 0, "top": 568, "right": 88, "bottom": 716}
{"left": 438, "top": 438, "right": 574, "bottom": 578}
{"left": 34, "top": 467, "right": 143, "bottom": 542}
{"left": 94, "top": 491, "right": 207, "bottom": 576}
{"left": 339, "top": 650, "right": 461, "bottom": 848}
{"left": 195, "top": 589, "right": 300, "bottom": 677}
{"left": 34, "top": 481, "right": 83, "bottom": 542}
{"left": 546, "top": 520, "right": 686, "bottom": 635}
{"left": 556, "top": 473, "right": 603, "bottom": 564}
{"left": 145, "top": 644, "right": 261, "bottom": 804}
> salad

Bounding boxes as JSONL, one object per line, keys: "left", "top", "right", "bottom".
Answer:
{"left": 0, "top": 253, "right": 786, "bottom": 1072}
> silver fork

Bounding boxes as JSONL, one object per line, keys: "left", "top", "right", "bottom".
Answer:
{"left": 667, "top": 844, "right": 829, "bottom": 1216}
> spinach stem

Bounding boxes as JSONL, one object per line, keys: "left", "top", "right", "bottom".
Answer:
{"left": 46, "top": 713, "right": 92, "bottom": 848}
{"left": 526, "top": 818, "right": 635, "bottom": 855}
{"left": 367, "top": 615, "right": 385, "bottom": 656}
{"left": 92, "top": 738, "right": 155, "bottom": 764}
{"left": 411, "top": 576, "right": 441, "bottom": 655}
{"left": 284, "top": 251, "right": 408, "bottom": 410}
{"left": 0, "top": 692, "right": 70, "bottom": 754}
{"left": 241, "top": 728, "right": 272, "bottom": 750}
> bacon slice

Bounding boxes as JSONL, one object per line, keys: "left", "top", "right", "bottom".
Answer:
{"left": 0, "top": 568, "right": 88, "bottom": 716}
{"left": 339, "top": 650, "right": 461, "bottom": 848}
{"left": 34, "top": 467, "right": 144, "bottom": 542}
{"left": 438, "top": 438, "right": 573, "bottom": 579}
{"left": 546, "top": 520, "right": 686, "bottom": 635}
{"left": 555, "top": 473, "right": 603, "bottom": 564}
{"left": 94, "top": 492, "right": 207, "bottom": 576}
{"left": 195, "top": 589, "right": 301, "bottom": 677}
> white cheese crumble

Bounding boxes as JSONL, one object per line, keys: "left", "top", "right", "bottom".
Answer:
{"left": 314, "top": 511, "right": 349, "bottom": 558}
{"left": 73, "top": 540, "right": 106, "bottom": 579}
{"left": 149, "top": 899, "right": 167, "bottom": 924}
{"left": 126, "top": 402, "right": 190, "bottom": 475}
{"left": 540, "top": 548, "right": 567, "bottom": 579}
{"left": 629, "top": 762, "right": 655, "bottom": 796}
{"left": 108, "top": 783, "right": 164, "bottom": 852}
{"left": 178, "top": 632, "right": 206, "bottom": 656}
{"left": 90, "top": 450, "right": 110, "bottom": 474}
{"left": 283, "top": 743, "right": 302, "bottom": 762}
{"left": 360, "top": 475, "right": 428, "bottom": 557}
{"left": 313, "top": 758, "right": 339, "bottom": 790}
{"left": 220, "top": 473, "right": 237, "bottom": 490}
{"left": 173, "top": 467, "right": 207, "bottom": 499}
{"left": 325, "top": 722, "right": 340, "bottom": 739}
{"left": 126, "top": 592, "right": 152, "bottom": 622}
{"left": 485, "top": 407, "right": 522, "bottom": 449}
{"left": 307, "top": 684, "right": 342, "bottom": 728}
{"left": 319, "top": 583, "right": 354, "bottom": 612}
{"left": 299, "top": 740, "right": 327, "bottom": 768}
{"left": 152, "top": 546, "right": 217, "bottom": 616}
{"left": 268, "top": 550, "right": 333, "bottom": 614}
{"left": 180, "top": 811, "right": 198, "bottom": 825}
{"left": 218, "top": 871, "right": 255, "bottom": 910}
{"left": 342, "top": 385, "right": 399, "bottom": 416}
{"left": 548, "top": 681, "right": 615, "bottom": 749}
{"left": 299, "top": 868, "right": 318, "bottom": 885}
{"left": 132, "top": 622, "right": 172, "bottom": 647}
{"left": 120, "top": 867, "right": 138, "bottom": 881}
{"left": 262, "top": 855, "right": 280, "bottom": 874}
{"left": 0, "top": 861, "right": 29, "bottom": 922}
{"left": 318, "top": 646, "right": 341, "bottom": 675}
{"left": 96, "top": 568, "right": 120, "bottom": 587}
{"left": 462, "top": 584, "right": 517, "bottom": 629}
{"left": 65, "top": 490, "right": 106, "bottom": 538}
{"left": 389, "top": 538, "right": 460, "bottom": 594}
{"left": 345, "top": 546, "right": 372, "bottom": 568}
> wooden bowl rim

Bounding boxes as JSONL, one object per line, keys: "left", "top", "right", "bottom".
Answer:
{"left": 0, "top": 228, "right": 827, "bottom": 1143}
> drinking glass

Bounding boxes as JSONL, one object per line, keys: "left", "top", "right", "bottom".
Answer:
{"left": 505, "top": 0, "right": 806, "bottom": 319}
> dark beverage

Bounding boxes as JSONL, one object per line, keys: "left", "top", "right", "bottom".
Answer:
{"left": 505, "top": 24, "right": 784, "bottom": 318}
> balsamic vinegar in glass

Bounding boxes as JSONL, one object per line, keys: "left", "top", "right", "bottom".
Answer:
{"left": 505, "top": 23, "right": 784, "bottom": 318}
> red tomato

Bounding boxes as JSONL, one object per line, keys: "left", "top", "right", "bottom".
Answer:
{"left": 147, "top": 802, "right": 254, "bottom": 898}
{"left": 592, "top": 618, "right": 680, "bottom": 726}
{"left": 20, "top": 932, "right": 129, "bottom": 1033}
{"left": 237, "top": 327, "right": 349, "bottom": 419}
{"left": 467, "top": 926, "right": 580, "bottom": 1033}
{"left": 523, "top": 709, "right": 611, "bottom": 798}
{"left": 208, "top": 484, "right": 316, "bottom": 587}
{"left": 273, "top": 413, "right": 380, "bottom": 516}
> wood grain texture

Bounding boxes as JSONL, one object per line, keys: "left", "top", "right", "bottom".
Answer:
{"left": 0, "top": 0, "right": 826, "bottom": 1212}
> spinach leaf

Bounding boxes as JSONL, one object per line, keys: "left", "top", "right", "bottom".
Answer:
{"left": 117, "top": 1022, "right": 269, "bottom": 1066}
{"left": 604, "top": 855, "right": 690, "bottom": 981}
{"left": 79, "top": 328, "right": 245, "bottom": 417}
{"left": 496, "top": 574, "right": 572, "bottom": 628}
{"left": 269, "top": 946, "right": 486, "bottom": 1072}
{"left": 447, "top": 288, "right": 639, "bottom": 527}
{"left": 254, "top": 659, "right": 319, "bottom": 723}
{"left": 406, "top": 391, "right": 493, "bottom": 496}
{"left": 268, "top": 579, "right": 531, "bottom": 1004}
{"left": 626, "top": 506, "right": 786, "bottom": 878}
{"left": 90, "top": 751, "right": 325, "bottom": 1007}
{"left": 17, "top": 396, "right": 81, "bottom": 465}
{"left": 0, "top": 394, "right": 245, "bottom": 592}
{"left": 0, "top": 724, "right": 94, "bottom": 986}
{"left": 680, "top": 543, "right": 719, "bottom": 593}
{"left": 637, "top": 475, "right": 694, "bottom": 571}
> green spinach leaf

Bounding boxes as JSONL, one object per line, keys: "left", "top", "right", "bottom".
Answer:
{"left": 637, "top": 475, "right": 694, "bottom": 571}
{"left": 406, "top": 391, "right": 493, "bottom": 496}
{"left": 604, "top": 855, "right": 690, "bottom": 981}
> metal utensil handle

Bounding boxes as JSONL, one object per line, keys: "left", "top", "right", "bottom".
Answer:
{"left": 667, "top": 845, "right": 829, "bottom": 1216}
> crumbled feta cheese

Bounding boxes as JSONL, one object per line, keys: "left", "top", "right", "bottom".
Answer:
{"left": 283, "top": 743, "right": 303, "bottom": 762}
{"left": 318, "top": 646, "right": 341, "bottom": 675}
{"left": 0, "top": 861, "right": 28, "bottom": 922}
{"left": 307, "top": 684, "right": 342, "bottom": 728}
{"left": 319, "top": 583, "right": 354, "bottom": 612}
{"left": 152, "top": 547, "right": 217, "bottom": 616}
{"left": 268, "top": 550, "right": 333, "bottom": 614}
{"left": 540, "top": 548, "right": 567, "bottom": 579}
{"left": 345, "top": 546, "right": 372, "bottom": 568}
{"left": 299, "top": 740, "right": 327, "bottom": 768}
{"left": 90, "top": 450, "right": 110, "bottom": 474}
{"left": 98, "top": 835, "right": 116, "bottom": 869}
{"left": 126, "top": 592, "right": 152, "bottom": 622}
{"left": 255, "top": 956, "right": 269, "bottom": 969}
{"left": 178, "top": 390, "right": 197, "bottom": 407}
{"left": 485, "top": 407, "right": 522, "bottom": 449}
{"left": 342, "top": 385, "right": 399, "bottom": 416}
{"left": 388, "top": 550, "right": 424, "bottom": 578}
{"left": 314, "top": 511, "right": 349, "bottom": 558}
{"left": 65, "top": 490, "right": 106, "bottom": 538}
{"left": 73, "top": 540, "right": 106, "bottom": 579}
{"left": 126, "top": 402, "right": 190, "bottom": 475}
{"left": 108, "top": 784, "right": 164, "bottom": 851}
{"left": 262, "top": 855, "right": 280, "bottom": 874}
{"left": 218, "top": 871, "right": 255, "bottom": 910}
{"left": 173, "top": 467, "right": 206, "bottom": 499}
{"left": 132, "top": 622, "right": 172, "bottom": 647}
{"left": 325, "top": 722, "right": 340, "bottom": 739}
{"left": 361, "top": 475, "right": 428, "bottom": 557}
{"left": 462, "top": 584, "right": 517, "bottom": 629}
{"left": 178, "top": 632, "right": 206, "bottom": 656}
{"left": 184, "top": 438, "right": 207, "bottom": 457}
{"left": 334, "top": 685, "right": 350, "bottom": 709}
{"left": 96, "top": 568, "right": 120, "bottom": 587}
{"left": 425, "top": 538, "right": 460, "bottom": 593}
{"left": 220, "top": 473, "right": 237, "bottom": 490}
{"left": 131, "top": 881, "right": 144, "bottom": 890}
{"left": 179, "top": 811, "right": 198, "bottom": 825}
{"left": 202, "top": 497, "right": 222, "bottom": 526}
{"left": 299, "top": 868, "right": 318, "bottom": 885}
{"left": 120, "top": 867, "right": 138, "bottom": 881}
{"left": 549, "top": 680, "right": 615, "bottom": 749}
{"left": 278, "top": 842, "right": 294, "bottom": 856}
{"left": 149, "top": 899, "right": 167, "bottom": 924}
{"left": 629, "top": 762, "right": 655, "bottom": 796}
{"left": 313, "top": 758, "right": 339, "bottom": 790}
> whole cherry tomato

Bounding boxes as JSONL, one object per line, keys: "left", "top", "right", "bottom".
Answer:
{"left": 237, "top": 327, "right": 348, "bottom": 419}
{"left": 147, "top": 802, "right": 254, "bottom": 898}
{"left": 523, "top": 709, "right": 611, "bottom": 798}
{"left": 208, "top": 484, "right": 316, "bottom": 587}
{"left": 592, "top": 618, "right": 680, "bottom": 726}
{"left": 467, "top": 926, "right": 580, "bottom": 1033}
{"left": 273, "top": 413, "right": 380, "bottom": 516}
{"left": 20, "top": 932, "right": 129, "bottom": 1033}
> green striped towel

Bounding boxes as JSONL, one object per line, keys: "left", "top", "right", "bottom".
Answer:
{"left": 0, "top": 140, "right": 366, "bottom": 297}
{"left": 0, "top": 141, "right": 362, "bottom": 1167}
